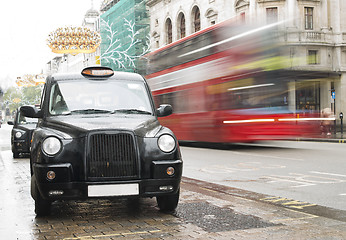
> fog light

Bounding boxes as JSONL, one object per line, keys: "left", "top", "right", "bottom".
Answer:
{"left": 159, "top": 186, "right": 173, "bottom": 191}
{"left": 47, "top": 171, "right": 56, "bottom": 180}
{"left": 48, "top": 190, "right": 64, "bottom": 196}
{"left": 166, "top": 167, "right": 175, "bottom": 176}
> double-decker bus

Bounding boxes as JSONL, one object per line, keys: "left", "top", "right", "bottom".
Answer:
{"left": 143, "top": 19, "right": 323, "bottom": 143}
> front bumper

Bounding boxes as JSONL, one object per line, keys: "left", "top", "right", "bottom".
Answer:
{"left": 32, "top": 160, "right": 182, "bottom": 201}
{"left": 13, "top": 140, "right": 30, "bottom": 153}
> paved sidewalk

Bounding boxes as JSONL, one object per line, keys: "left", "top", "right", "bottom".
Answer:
{"left": 298, "top": 131, "right": 346, "bottom": 143}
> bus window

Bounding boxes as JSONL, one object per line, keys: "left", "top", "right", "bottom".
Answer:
{"left": 154, "top": 92, "right": 177, "bottom": 111}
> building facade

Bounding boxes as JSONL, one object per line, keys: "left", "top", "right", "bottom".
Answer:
{"left": 147, "top": 0, "right": 346, "bottom": 128}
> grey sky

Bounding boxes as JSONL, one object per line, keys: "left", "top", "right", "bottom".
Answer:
{"left": 0, "top": 0, "right": 102, "bottom": 88}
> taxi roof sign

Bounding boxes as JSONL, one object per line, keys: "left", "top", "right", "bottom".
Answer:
{"left": 81, "top": 66, "right": 114, "bottom": 77}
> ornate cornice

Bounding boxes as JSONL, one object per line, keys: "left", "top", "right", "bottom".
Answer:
{"left": 257, "top": 0, "right": 286, "bottom": 3}
{"left": 235, "top": 0, "right": 249, "bottom": 10}
{"left": 147, "top": 0, "right": 162, "bottom": 7}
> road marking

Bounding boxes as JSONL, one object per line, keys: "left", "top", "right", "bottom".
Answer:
{"left": 200, "top": 162, "right": 286, "bottom": 174}
{"left": 265, "top": 172, "right": 346, "bottom": 188}
{"left": 272, "top": 215, "right": 318, "bottom": 222}
{"left": 310, "top": 171, "right": 346, "bottom": 178}
{"left": 260, "top": 196, "right": 316, "bottom": 209}
{"left": 201, "top": 187, "right": 219, "bottom": 193}
{"left": 339, "top": 193, "right": 346, "bottom": 196}
{"left": 63, "top": 230, "right": 162, "bottom": 240}
{"left": 231, "top": 151, "right": 304, "bottom": 161}
{"left": 272, "top": 209, "right": 319, "bottom": 222}
{"left": 265, "top": 175, "right": 316, "bottom": 188}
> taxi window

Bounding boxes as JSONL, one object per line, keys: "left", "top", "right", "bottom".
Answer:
{"left": 49, "top": 79, "right": 153, "bottom": 115}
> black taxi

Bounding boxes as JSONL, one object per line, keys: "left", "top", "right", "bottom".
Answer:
{"left": 21, "top": 66, "right": 182, "bottom": 216}
{"left": 8, "top": 107, "right": 38, "bottom": 158}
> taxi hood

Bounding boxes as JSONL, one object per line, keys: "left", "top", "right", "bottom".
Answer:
{"left": 45, "top": 114, "right": 162, "bottom": 138}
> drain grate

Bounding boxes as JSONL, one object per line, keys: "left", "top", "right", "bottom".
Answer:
{"left": 175, "top": 202, "right": 279, "bottom": 232}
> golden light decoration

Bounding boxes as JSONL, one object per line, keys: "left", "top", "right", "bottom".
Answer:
{"left": 13, "top": 98, "right": 21, "bottom": 103}
{"left": 47, "top": 26, "right": 101, "bottom": 55}
{"left": 16, "top": 75, "right": 46, "bottom": 87}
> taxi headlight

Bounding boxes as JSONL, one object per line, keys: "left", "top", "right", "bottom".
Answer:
{"left": 42, "top": 137, "right": 62, "bottom": 156}
{"left": 15, "top": 131, "right": 23, "bottom": 138}
{"left": 158, "top": 135, "right": 176, "bottom": 153}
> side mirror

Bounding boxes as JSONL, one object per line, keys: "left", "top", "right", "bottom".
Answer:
{"left": 156, "top": 104, "right": 173, "bottom": 117}
{"left": 7, "top": 120, "right": 14, "bottom": 125}
{"left": 20, "top": 105, "right": 42, "bottom": 118}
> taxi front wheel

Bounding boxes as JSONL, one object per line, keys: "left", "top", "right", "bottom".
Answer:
{"left": 31, "top": 175, "right": 52, "bottom": 216}
{"left": 156, "top": 189, "right": 180, "bottom": 212}
{"left": 35, "top": 195, "right": 51, "bottom": 217}
{"left": 13, "top": 150, "right": 19, "bottom": 159}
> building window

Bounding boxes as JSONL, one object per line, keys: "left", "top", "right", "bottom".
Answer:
{"left": 192, "top": 7, "right": 201, "bottom": 33}
{"left": 178, "top": 13, "right": 186, "bottom": 39}
{"left": 305, "top": 7, "right": 313, "bottom": 30}
{"left": 152, "top": 32, "right": 160, "bottom": 49}
{"left": 206, "top": 9, "right": 218, "bottom": 26}
{"left": 240, "top": 12, "right": 245, "bottom": 23}
{"left": 266, "top": 7, "right": 278, "bottom": 24}
{"left": 296, "top": 81, "right": 320, "bottom": 112}
{"left": 235, "top": 0, "right": 249, "bottom": 21}
{"left": 166, "top": 18, "right": 172, "bottom": 44}
{"left": 308, "top": 50, "right": 319, "bottom": 64}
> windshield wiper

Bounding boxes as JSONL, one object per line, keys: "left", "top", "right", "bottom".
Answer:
{"left": 66, "top": 109, "right": 112, "bottom": 115}
{"left": 111, "top": 109, "right": 152, "bottom": 115}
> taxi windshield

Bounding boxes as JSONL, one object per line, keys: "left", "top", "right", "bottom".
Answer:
{"left": 48, "top": 79, "right": 153, "bottom": 116}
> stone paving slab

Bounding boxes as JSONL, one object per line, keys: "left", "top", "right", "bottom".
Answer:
{"left": 1, "top": 150, "right": 346, "bottom": 239}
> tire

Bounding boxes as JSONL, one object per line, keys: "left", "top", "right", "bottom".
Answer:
{"left": 35, "top": 198, "right": 51, "bottom": 217}
{"left": 29, "top": 156, "right": 34, "bottom": 176}
{"left": 156, "top": 189, "right": 180, "bottom": 212}
{"left": 13, "top": 151, "right": 20, "bottom": 159}
{"left": 31, "top": 175, "right": 51, "bottom": 216}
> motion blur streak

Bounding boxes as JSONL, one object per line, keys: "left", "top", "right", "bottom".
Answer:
{"left": 224, "top": 117, "right": 336, "bottom": 124}
{"left": 142, "top": 17, "right": 325, "bottom": 143}
{"left": 228, "top": 83, "right": 275, "bottom": 91}
{"left": 178, "top": 20, "right": 286, "bottom": 58}
{"left": 278, "top": 118, "right": 336, "bottom": 122}
{"left": 223, "top": 119, "right": 275, "bottom": 124}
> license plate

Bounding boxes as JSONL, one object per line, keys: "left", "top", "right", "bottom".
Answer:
{"left": 88, "top": 183, "right": 139, "bottom": 197}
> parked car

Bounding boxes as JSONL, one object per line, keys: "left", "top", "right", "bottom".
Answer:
{"left": 8, "top": 107, "right": 38, "bottom": 158}
{"left": 21, "top": 66, "right": 183, "bottom": 216}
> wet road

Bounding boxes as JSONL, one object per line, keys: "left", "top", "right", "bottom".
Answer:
{"left": 180, "top": 140, "right": 346, "bottom": 211}
{"left": 1, "top": 124, "right": 346, "bottom": 239}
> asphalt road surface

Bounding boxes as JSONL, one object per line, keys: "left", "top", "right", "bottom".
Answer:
{"left": 180, "top": 140, "right": 346, "bottom": 211}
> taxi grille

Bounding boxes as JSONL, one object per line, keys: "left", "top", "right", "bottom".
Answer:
{"left": 88, "top": 132, "right": 139, "bottom": 180}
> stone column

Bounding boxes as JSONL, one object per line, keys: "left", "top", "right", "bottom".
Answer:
{"left": 288, "top": 80, "right": 296, "bottom": 113}
{"left": 339, "top": 73, "right": 346, "bottom": 129}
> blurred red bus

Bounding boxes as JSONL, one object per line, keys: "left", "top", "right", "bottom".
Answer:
{"left": 143, "top": 20, "right": 323, "bottom": 143}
